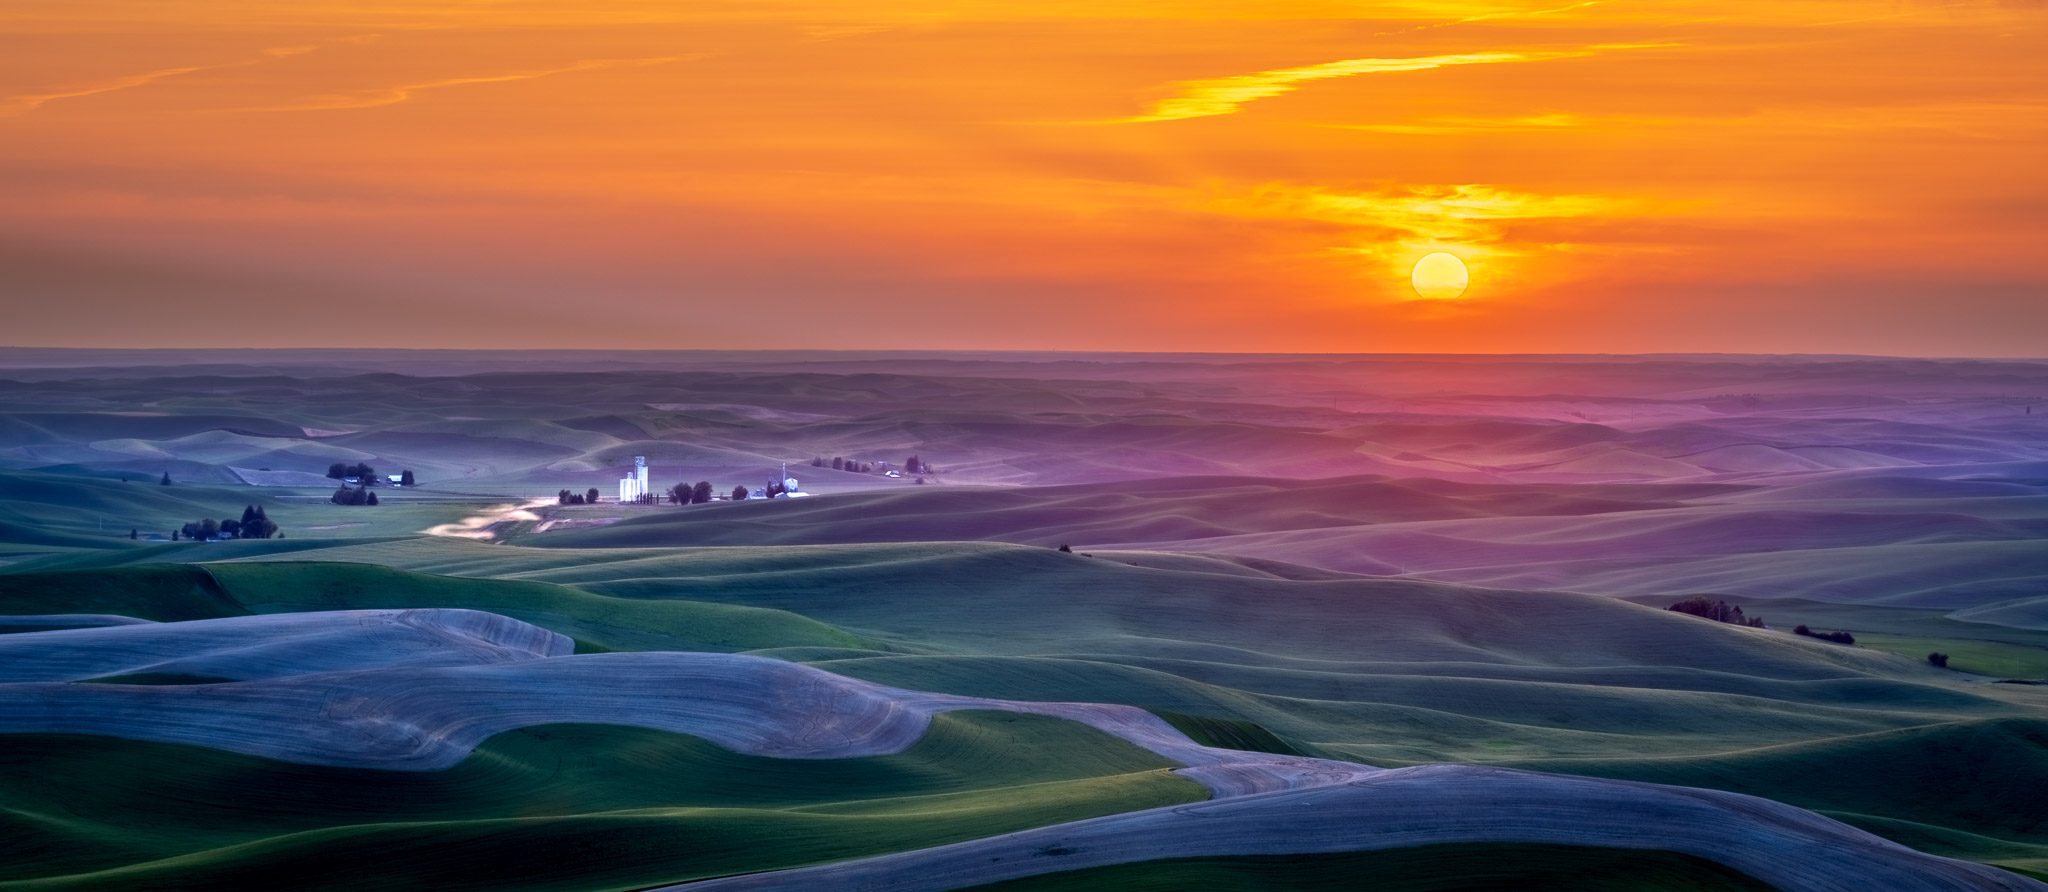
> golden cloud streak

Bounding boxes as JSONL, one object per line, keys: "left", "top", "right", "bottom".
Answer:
{"left": 1114, "top": 52, "right": 1576, "bottom": 123}
{"left": 1107, "top": 42, "right": 1678, "bottom": 124}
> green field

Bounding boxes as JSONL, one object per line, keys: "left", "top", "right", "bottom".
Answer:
{"left": 0, "top": 713, "right": 1203, "bottom": 891}
{"left": 2, "top": 355, "right": 2046, "bottom": 890}
{"left": 969, "top": 845, "right": 1783, "bottom": 892}
{"left": 2, "top": 537, "right": 2044, "bottom": 882}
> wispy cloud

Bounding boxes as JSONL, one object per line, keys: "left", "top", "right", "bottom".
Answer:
{"left": 1102, "top": 45, "right": 1666, "bottom": 124}
{"left": 1, "top": 66, "right": 202, "bottom": 117}
{"left": 1217, "top": 182, "right": 1657, "bottom": 241}
{"left": 254, "top": 56, "right": 684, "bottom": 112}
{"left": 1, "top": 46, "right": 318, "bottom": 118}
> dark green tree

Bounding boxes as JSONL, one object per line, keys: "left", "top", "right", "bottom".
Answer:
{"left": 586, "top": 487, "right": 601, "bottom": 504}
{"left": 327, "top": 463, "right": 348, "bottom": 480}
{"left": 366, "top": 491, "right": 379, "bottom": 506}
{"left": 160, "top": 472, "right": 172, "bottom": 486}
{"left": 130, "top": 528, "right": 138, "bottom": 540}
{"left": 400, "top": 469, "right": 416, "bottom": 487}
{"left": 732, "top": 485, "right": 750, "bottom": 501}
{"left": 692, "top": 481, "right": 713, "bottom": 504}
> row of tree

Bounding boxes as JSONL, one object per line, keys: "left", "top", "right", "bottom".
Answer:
{"left": 324, "top": 464, "right": 417, "bottom": 486}
{"left": 1793, "top": 625, "right": 1856, "bottom": 645}
{"left": 804, "top": 455, "right": 936, "bottom": 475}
{"left": 326, "top": 463, "right": 379, "bottom": 483}
{"left": 174, "top": 505, "right": 279, "bottom": 541}
{"left": 558, "top": 488, "right": 603, "bottom": 505}
{"left": 811, "top": 456, "right": 879, "bottom": 473}
{"left": 668, "top": 481, "right": 714, "bottom": 504}
{"left": 1666, "top": 596, "right": 1766, "bottom": 628}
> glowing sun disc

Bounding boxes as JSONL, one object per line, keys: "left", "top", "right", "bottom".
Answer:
{"left": 1411, "top": 252, "right": 1470, "bottom": 300}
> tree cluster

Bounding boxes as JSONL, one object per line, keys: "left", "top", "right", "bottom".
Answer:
{"left": 905, "top": 455, "right": 927, "bottom": 474}
{"left": 326, "top": 462, "right": 379, "bottom": 483}
{"left": 1793, "top": 625, "right": 1856, "bottom": 645}
{"left": 1667, "top": 596, "right": 1765, "bottom": 628}
{"left": 1928, "top": 652, "right": 1951, "bottom": 668}
{"left": 811, "top": 456, "right": 877, "bottom": 473}
{"left": 179, "top": 505, "right": 278, "bottom": 541}
{"left": 331, "top": 485, "right": 378, "bottom": 505}
{"left": 557, "top": 488, "right": 603, "bottom": 505}
{"left": 668, "top": 481, "right": 713, "bottom": 504}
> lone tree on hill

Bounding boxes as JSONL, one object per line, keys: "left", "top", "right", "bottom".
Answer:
{"left": 160, "top": 472, "right": 172, "bottom": 486}
{"left": 692, "top": 481, "right": 712, "bottom": 504}
{"left": 400, "top": 469, "right": 416, "bottom": 487}
{"left": 130, "top": 528, "right": 138, "bottom": 540}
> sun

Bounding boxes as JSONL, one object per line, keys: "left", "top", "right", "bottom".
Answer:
{"left": 1410, "top": 252, "right": 1470, "bottom": 300}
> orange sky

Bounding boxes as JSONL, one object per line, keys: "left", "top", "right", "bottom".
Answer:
{"left": 3, "top": 0, "right": 2043, "bottom": 354}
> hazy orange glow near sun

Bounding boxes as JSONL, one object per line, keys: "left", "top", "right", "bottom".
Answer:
{"left": 0, "top": 1, "right": 2043, "bottom": 354}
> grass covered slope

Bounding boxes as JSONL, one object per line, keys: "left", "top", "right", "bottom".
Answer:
{"left": 0, "top": 561, "right": 876, "bottom": 654}
{"left": 522, "top": 476, "right": 1732, "bottom": 550}
{"left": 0, "top": 471, "right": 294, "bottom": 550}
{"left": 0, "top": 609, "right": 2034, "bottom": 892}
{"left": 1500, "top": 717, "right": 2048, "bottom": 873}
{"left": 196, "top": 539, "right": 2025, "bottom": 751}
{"left": 969, "top": 845, "right": 1780, "bottom": 892}
{"left": 0, "top": 712, "right": 1203, "bottom": 891}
